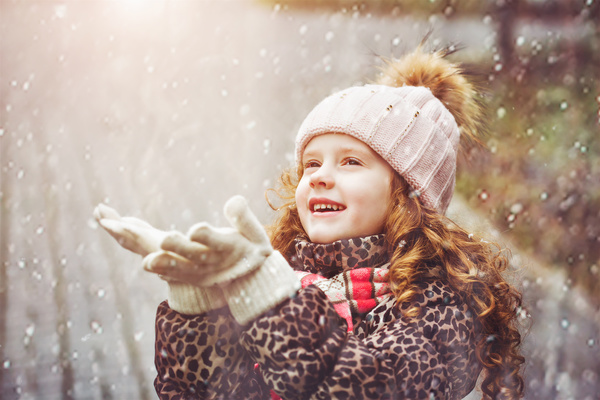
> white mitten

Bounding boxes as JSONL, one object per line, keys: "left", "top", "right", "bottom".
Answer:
{"left": 94, "top": 203, "right": 168, "bottom": 257}
{"left": 144, "top": 195, "right": 273, "bottom": 286}
{"left": 144, "top": 195, "right": 300, "bottom": 324}
{"left": 94, "top": 203, "right": 226, "bottom": 314}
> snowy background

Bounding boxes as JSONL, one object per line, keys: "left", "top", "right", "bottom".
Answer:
{"left": 1, "top": 1, "right": 598, "bottom": 399}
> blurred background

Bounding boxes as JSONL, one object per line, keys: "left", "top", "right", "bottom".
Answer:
{"left": 1, "top": 0, "right": 598, "bottom": 399}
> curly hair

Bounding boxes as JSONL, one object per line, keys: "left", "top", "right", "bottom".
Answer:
{"left": 265, "top": 166, "right": 525, "bottom": 400}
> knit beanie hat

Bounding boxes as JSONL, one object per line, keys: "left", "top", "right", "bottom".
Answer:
{"left": 295, "top": 48, "right": 483, "bottom": 215}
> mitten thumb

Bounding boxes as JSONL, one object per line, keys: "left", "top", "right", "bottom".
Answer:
{"left": 223, "top": 195, "right": 270, "bottom": 246}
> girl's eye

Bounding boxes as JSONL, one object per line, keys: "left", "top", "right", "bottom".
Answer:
{"left": 304, "top": 160, "right": 321, "bottom": 169}
{"left": 343, "top": 158, "right": 362, "bottom": 166}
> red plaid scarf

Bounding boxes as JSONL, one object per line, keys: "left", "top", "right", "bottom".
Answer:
{"left": 291, "top": 235, "right": 392, "bottom": 332}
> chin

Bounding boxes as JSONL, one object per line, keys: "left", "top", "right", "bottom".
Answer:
{"left": 309, "top": 236, "right": 336, "bottom": 244}
{"left": 308, "top": 233, "right": 339, "bottom": 244}
{"left": 307, "top": 231, "right": 351, "bottom": 244}
{"left": 309, "top": 229, "right": 383, "bottom": 244}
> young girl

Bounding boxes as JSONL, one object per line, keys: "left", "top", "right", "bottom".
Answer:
{"left": 95, "top": 46, "right": 525, "bottom": 399}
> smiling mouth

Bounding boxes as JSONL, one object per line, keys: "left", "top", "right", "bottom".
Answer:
{"left": 311, "top": 203, "right": 346, "bottom": 212}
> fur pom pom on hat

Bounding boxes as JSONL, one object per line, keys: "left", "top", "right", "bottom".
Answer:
{"left": 295, "top": 47, "right": 483, "bottom": 215}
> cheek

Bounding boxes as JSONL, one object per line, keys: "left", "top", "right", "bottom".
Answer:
{"left": 362, "top": 179, "right": 393, "bottom": 228}
{"left": 295, "top": 180, "right": 309, "bottom": 216}
{"left": 350, "top": 177, "right": 391, "bottom": 206}
{"left": 295, "top": 179, "right": 306, "bottom": 204}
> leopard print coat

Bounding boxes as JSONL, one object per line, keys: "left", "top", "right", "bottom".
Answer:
{"left": 154, "top": 236, "right": 483, "bottom": 399}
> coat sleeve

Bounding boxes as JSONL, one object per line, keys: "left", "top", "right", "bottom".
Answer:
{"left": 151, "top": 251, "right": 299, "bottom": 399}
{"left": 153, "top": 301, "right": 269, "bottom": 399}
{"left": 239, "top": 284, "right": 480, "bottom": 400}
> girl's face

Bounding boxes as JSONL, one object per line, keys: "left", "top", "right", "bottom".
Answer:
{"left": 295, "top": 133, "right": 396, "bottom": 243}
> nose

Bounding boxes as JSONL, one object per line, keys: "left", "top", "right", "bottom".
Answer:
{"left": 309, "top": 166, "right": 334, "bottom": 189}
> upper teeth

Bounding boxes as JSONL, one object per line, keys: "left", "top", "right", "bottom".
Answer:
{"left": 313, "top": 204, "right": 344, "bottom": 211}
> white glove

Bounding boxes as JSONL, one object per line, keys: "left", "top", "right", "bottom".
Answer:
{"left": 143, "top": 195, "right": 273, "bottom": 287}
{"left": 93, "top": 203, "right": 169, "bottom": 258}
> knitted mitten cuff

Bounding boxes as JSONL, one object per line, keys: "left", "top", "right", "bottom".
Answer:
{"left": 167, "top": 282, "right": 227, "bottom": 315}
{"left": 223, "top": 251, "right": 301, "bottom": 325}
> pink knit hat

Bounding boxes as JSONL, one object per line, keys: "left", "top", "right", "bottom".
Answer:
{"left": 295, "top": 49, "right": 482, "bottom": 215}
{"left": 296, "top": 84, "right": 458, "bottom": 214}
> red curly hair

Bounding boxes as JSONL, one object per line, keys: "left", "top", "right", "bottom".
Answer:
{"left": 266, "top": 166, "right": 525, "bottom": 400}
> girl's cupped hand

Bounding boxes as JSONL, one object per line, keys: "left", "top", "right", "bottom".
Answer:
{"left": 94, "top": 203, "right": 170, "bottom": 258}
{"left": 142, "top": 195, "right": 273, "bottom": 287}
